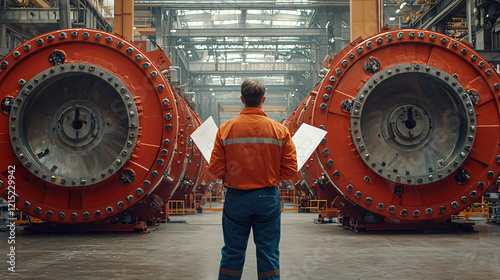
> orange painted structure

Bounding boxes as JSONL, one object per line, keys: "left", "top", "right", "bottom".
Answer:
{"left": 2, "top": 27, "right": 500, "bottom": 232}
{"left": 0, "top": 28, "right": 212, "bottom": 231}
{"left": 285, "top": 29, "right": 500, "bottom": 231}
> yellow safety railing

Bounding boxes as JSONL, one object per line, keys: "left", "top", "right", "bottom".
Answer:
{"left": 168, "top": 200, "right": 186, "bottom": 215}
{"left": 301, "top": 199, "right": 328, "bottom": 213}
{"left": 454, "top": 197, "right": 489, "bottom": 220}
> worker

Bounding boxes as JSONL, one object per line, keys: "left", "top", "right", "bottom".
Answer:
{"left": 209, "top": 79, "right": 298, "bottom": 280}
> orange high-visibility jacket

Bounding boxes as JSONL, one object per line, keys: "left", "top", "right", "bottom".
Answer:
{"left": 208, "top": 107, "right": 298, "bottom": 190}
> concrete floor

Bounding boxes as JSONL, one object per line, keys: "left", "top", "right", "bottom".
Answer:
{"left": 1, "top": 208, "right": 499, "bottom": 280}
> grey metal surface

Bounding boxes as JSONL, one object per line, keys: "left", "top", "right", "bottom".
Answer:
{"left": 9, "top": 64, "right": 139, "bottom": 187}
{"left": 351, "top": 64, "right": 475, "bottom": 185}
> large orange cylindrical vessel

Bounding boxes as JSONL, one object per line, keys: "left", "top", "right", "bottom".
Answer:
{"left": 287, "top": 29, "right": 500, "bottom": 227}
{"left": 0, "top": 28, "right": 208, "bottom": 227}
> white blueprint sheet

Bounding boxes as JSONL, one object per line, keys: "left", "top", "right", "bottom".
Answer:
{"left": 190, "top": 116, "right": 218, "bottom": 164}
{"left": 291, "top": 123, "right": 327, "bottom": 170}
{"left": 190, "top": 118, "right": 326, "bottom": 169}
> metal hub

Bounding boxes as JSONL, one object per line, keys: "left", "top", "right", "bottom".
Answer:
{"left": 387, "top": 104, "right": 431, "bottom": 147}
{"left": 9, "top": 63, "right": 139, "bottom": 186}
{"left": 56, "top": 104, "right": 99, "bottom": 148}
{"left": 350, "top": 64, "right": 476, "bottom": 185}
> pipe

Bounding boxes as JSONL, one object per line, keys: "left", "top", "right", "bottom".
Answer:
{"left": 0, "top": 24, "right": 6, "bottom": 48}
{"left": 421, "top": 0, "right": 463, "bottom": 30}
{"left": 59, "top": 0, "right": 71, "bottom": 29}
{"left": 466, "top": 0, "right": 474, "bottom": 44}
{"left": 480, "top": 6, "right": 485, "bottom": 29}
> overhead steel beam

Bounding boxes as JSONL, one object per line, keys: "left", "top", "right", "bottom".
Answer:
{"left": 134, "top": 1, "right": 349, "bottom": 9}
{"left": 169, "top": 28, "right": 324, "bottom": 37}
{"left": 189, "top": 71, "right": 310, "bottom": 76}
{"left": 191, "top": 85, "right": 305, "bottom": 91}
{"left": 0, "top": 8, "right": 77, "bottom": 24}
{"left": 190, "top": 70, "right": 311, "bottom": 75}
{"left": 186, "top": 41, "right": 318, "bottom": 47}
{"left": 410, "top": 0, "right": 465, "bottom": 29}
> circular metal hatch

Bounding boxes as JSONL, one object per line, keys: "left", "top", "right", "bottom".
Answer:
{"left": 9, "top": 63, "right": 139, "bottom": 186}
{"left": 350, "top": 64, "right": 476, "bottom": 185}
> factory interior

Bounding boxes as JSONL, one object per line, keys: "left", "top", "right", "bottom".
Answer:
{"left": 1, "top": 0, "right": 500, "bottom": 279}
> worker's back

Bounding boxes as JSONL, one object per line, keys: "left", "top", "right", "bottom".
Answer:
{"left": 211, "top": 107, "right": 295, "bottom": 190}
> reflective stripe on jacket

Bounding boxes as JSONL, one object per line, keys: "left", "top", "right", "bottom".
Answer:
{"left": 208, "top": 107, "right": 297, "bottom": 190}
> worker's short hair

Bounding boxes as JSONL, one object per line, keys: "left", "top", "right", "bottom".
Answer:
{"left": 241, "top": 79, "right": 266, "bottom": 107}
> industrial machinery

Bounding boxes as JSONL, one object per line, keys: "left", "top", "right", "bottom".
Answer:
{"left": 286, "top": 29, "right": 500, "bottom": 231}
{"left": 2, "top": 27, "right": 500, "bottom": 232}
{"left": 0, "top": 28, "right": 210, "bottom": 231}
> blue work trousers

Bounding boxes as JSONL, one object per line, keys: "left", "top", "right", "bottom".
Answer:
{"left": 219, "top": 186, "right": 281, "bottom": 280}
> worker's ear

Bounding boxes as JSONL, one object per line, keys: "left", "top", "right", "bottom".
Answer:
{"left": 240, "top": 96, "right": 245, "bottom": 104}
{"left": 262, "top": 96, "right": 266, "bottom": 104}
